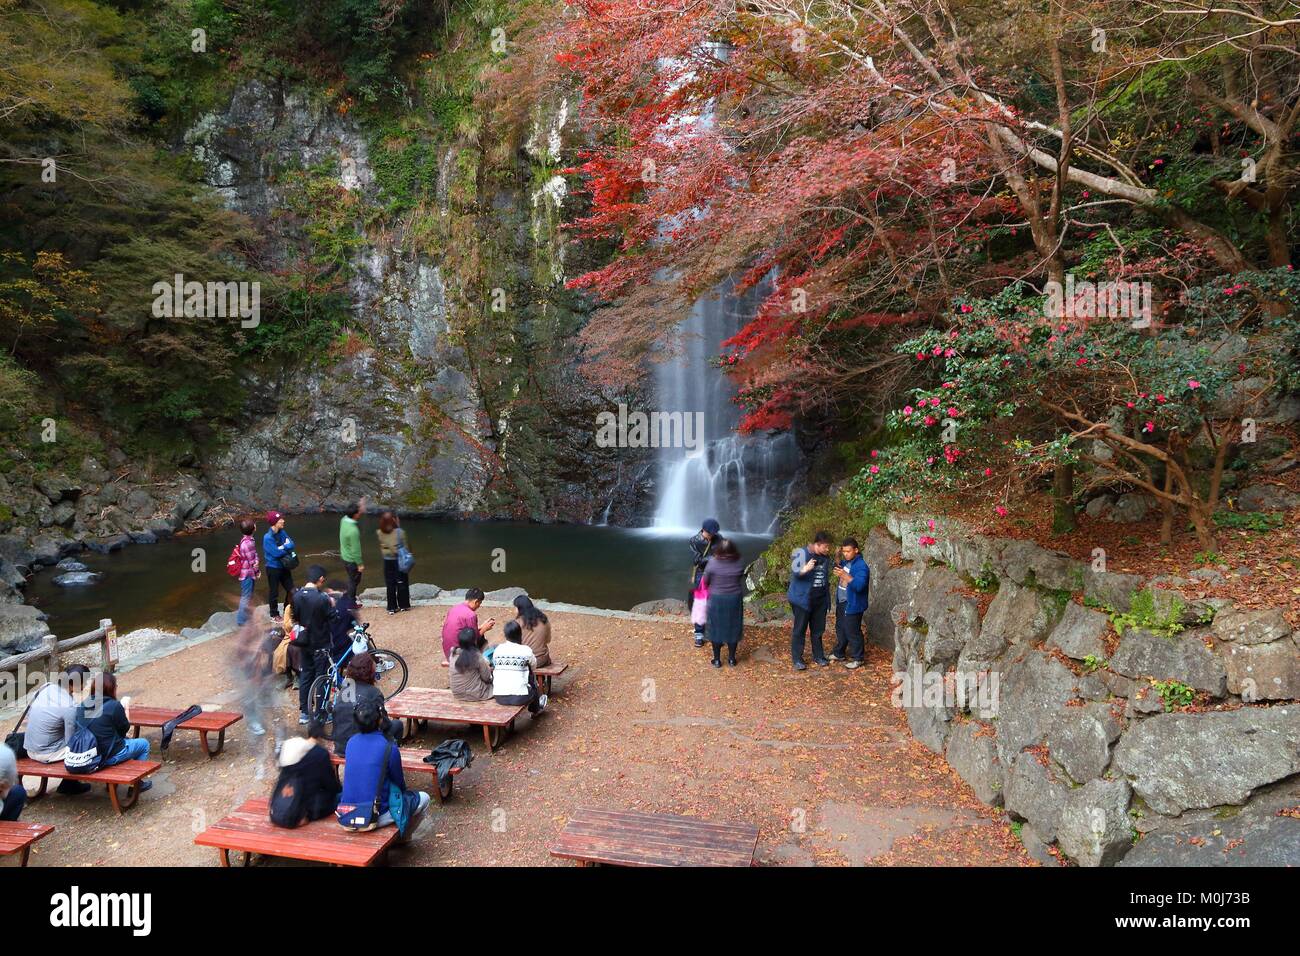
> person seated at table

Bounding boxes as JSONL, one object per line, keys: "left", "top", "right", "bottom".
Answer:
{"left": 449, "top": 627, "right": 494, "bottom": 702}
{"left": 270, "top": 720, "right": 340, "bottom": 826}
{"left": 78, "top": 673, "right": 153, "bottom": 791}
{"left": 336, "top": 701, "right": 429, "bottom": 840}
{"left": 512, "top": 594, "right": 552, "bottom": 668}
{"left": 21, "top": 664, "right": 93, "bottom": 795}
{"left": 492, "top": 620, "right": 547, "bottom": 715}
{"left": 441, "top": 587, "right": 496, "bottom": 660}
{"left": 0, "top": 742, "right": 25, "bottom": 821}
{"left": 332, "top": 652, "right": 399, "bottom": 754}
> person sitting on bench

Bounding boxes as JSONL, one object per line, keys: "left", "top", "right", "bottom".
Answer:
{"left": 512, "top": 595, "right": 552, "bottom": 668}
{"left": 271, "top": 721, "right": 340, "bottom": 826}
{"left": 332, "top": 653, "right": 399, "bottom": 754}
{"left": 337, "top": 702, "right": 429, "bottom": 840}
{"left": 491, "top": 621, "right": 547, "bottom": 715}
{"left": 449, "top": 627, "right": 494, "bottom": 702}
{"left": 79, "top": 674, "right": 153, "bottom": 791}
{"left": 22, "top": 664, "right": 93, "bottom": 795}
{"left": 0, "top": 742, "right": 25, "bottom": 821}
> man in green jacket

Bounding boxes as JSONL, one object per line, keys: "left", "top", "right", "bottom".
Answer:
{"left": 339, "top": 499, "right": 366, "bottom": 602}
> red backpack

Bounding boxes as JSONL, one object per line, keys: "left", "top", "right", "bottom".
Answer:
{"left": 226, "top": 544, "right": 244, "bottom": 577}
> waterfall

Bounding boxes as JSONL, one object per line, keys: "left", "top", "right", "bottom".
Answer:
{"left": 650, "top": 276, "right": 798, "bottom": 535}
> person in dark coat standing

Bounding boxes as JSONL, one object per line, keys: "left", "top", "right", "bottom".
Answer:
{"left": 787, "top": 531, "right": 833, "bottom": 670}
{"left": 688, "top": 518, "right": 720, "bottom": 647}
{"left": 830, "top": 537, "right": 871, "bottom": 669}
{"left": 702, "top": 537, "right": 745, "bottom": 667}
{"left": 292, "top": 565, "right": 336, "bottom": 725}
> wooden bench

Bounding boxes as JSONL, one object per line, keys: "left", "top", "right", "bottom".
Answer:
{"left": 195, "top": 797, "right": 398, "bottom": 867}
{"left": 439, "top": 660, "right": 569, "bottom": 694}
{"left": 550, "top": 807, "right": 760, "bottom": 867}
{"left": 128, "top": 706, "right": 243, "bottom": 758}
{"left": 0, "top": 821, "right": 54, "bottom": 867}
{"left": 386, "top": 687, "right": 526, "bottom": 751}
{"left": 17, "top": 758, "right": 161, "bottom": 815}
{"left": 329, "top": 749, "right": 461, "bottom": 804}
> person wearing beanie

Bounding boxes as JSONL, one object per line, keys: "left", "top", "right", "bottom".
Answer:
{"left": 262, "top": 510, "right": 296, "bottom": 620}
{"left": 687, "top": 518, "right": 720, "bottom": 647}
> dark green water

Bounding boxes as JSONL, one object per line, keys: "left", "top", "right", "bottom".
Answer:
{"left": 24, "top": 515, "right": 773, "bottom": 639}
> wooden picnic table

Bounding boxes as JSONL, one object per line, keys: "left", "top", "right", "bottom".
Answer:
{"left": 550, "top": 807, "right": 760, "bottom": 867}
{"left": 17, "top": 757, "right": 161, "bottom": 814}
{"left": 0, "top": 821, "right": 54, "bottom": 866}
{"left": 385, "top": 686, "right": 525, "bottom": 751}
{"left": 128, "top": 706, "right": 243, "bottom": 757}
{"left": 194, "top": 797, "right": 398, "bottom": 867}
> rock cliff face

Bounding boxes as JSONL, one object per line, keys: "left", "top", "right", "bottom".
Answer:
{"left": 866, "top": 512, "right": 1300, "bottom": 866}
{"left": 185, "top": 79, "right": 649, "bottom": 519}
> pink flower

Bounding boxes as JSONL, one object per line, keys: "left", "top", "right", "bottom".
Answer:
{"left": 870, "top": 449, "right": 878, "bottom": 458}
{"left": 1126, "top": 401, "right": 1135, "bottom": 408}
{"left": 926, "top": 456, "right": 935, "bottom": 465}
{"left": 1143, "top": 421, "right": 1154, "bottom": 433}
{"left": 1188, "top": 379, "right": 1201, "bottom": 389}
{"left": 946, "top": 407, "right": 958, "bottom": 417}
{"left": 983, "top": 468, "right": 992, "bottom": 477}
{"left": 918, "top": 535, "right": 937, "bottom": 547}
{"left": 927, "top": 518, "right": 936, "bottom": 531}
{"left": 944, "top": 348, "right": 955, "bottom": 358}
{"left": 959, "top": 305, "right": 972, "bottom": 313}
{"left": 994, "top": 506, "right": 1007, "bottom": 517}
{"left": 1155, "top": 394, "right": 1166, "bottom": 403}
{"left": 903, "top": 405, "right": 914, "bottom": 416}
{"left": 942, "top": 381, "right": 956, "bottom": 389}
{"left": 916, "top": 352, "right": 926, "bottom": 361}
{"left": 923, "top": 415, "right": 937, "bottom": 427}
{"left": 869, "top": 465, "right": 879, "bottom": 474}
{"left": 932, "top": 346, "right": 943, "bottom": 356}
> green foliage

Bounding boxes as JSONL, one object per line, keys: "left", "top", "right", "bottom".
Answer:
{"left": 1151, "top": 679, "right": 1195, "bottom": 712}
{"left": 1081, "top": 654, "right": 1108, "bottom": 673}
{"left": 1109, "top": 590, "right": 1185, "bottom": 638}
{"left": 1191, "top": 550, "right": 1223, "bottom": 566}
{"left": 1212, "top": 510, "right": 1284, "bottom": 532}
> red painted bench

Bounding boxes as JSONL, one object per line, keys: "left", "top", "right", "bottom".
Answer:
{"left": 550, "top": 807, "right": 760, "bottom": 867}
{"left": 0, "top": 821, "right": 54, "bottom": 866}
{"left": 127, "top": 706, "right": 243, "bottom": 758}
{"left": 386, "top": 687, "right": 526, "bottom": 751}
{"left": 17, "top": 758, "right": 161, "bottom": 814}
{"left": 194, "top": 797, "right": 398, "bottom": 867}
{"left": 329, "top": 749, "right": 461, "bottom": 804}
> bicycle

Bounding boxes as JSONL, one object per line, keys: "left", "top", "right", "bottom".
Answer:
{"left": 308, "top": 620, "right": 409, "bottom": 739}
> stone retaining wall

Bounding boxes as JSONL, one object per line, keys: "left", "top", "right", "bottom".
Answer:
{"left": 870, "top": 513, "right": 1300, "bottom": 866}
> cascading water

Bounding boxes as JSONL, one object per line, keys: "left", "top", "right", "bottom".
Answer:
{"left": 650, "top": 276, "right": 798, "bottom": 535}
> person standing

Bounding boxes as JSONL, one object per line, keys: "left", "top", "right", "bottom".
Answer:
{"left": 339, "top": 499, "right": 365, "bottom": 603}
{"left": 830, "top": 537, "right": 870, "bottom": 669}
{"left": 292, "top": 565, "right": 335, "bottom": 725}
{"left": 688, "top": 518, "right": 720, "bottom": 647}
{"left": 788, "top": 531, "right": 833, "bottom": 670}
{"left": 262, "top": 510, "right": 296, "bottom": 620}
{"left": 702, "top": 537, "right": 746, "bottom": 667}
{"left": 375, "top": 510, "right": 411, "bottom": 615}
{"left": 235, "top": 519, "right": 260, "bottom": 626}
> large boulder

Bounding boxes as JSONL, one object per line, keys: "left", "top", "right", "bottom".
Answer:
{"left": 1119, "top": 783, "right": 1300, "bottom": 866}
{"left": 78, "top": 456, "right": 110, "bottom": 484}
{"left": 1112, "top": 707, "right": 1300, "bottom": 815}
{"left": 1222, "top": 641, "right": 1300, "bottom": 701}
{"left": 52, "top": 571, "right": 103, "bottom": 587}
{"left": 630, "top": 598, "right": 688, "bottom": 616}
{"left": 945, "top": 720, "right": 1004, "bottom": 805}
{"left": 178, "top": 610, "right": 240, "bottom": 640}
{"left": 1211, "top": 607, "right": 1291, "bottom": 646}
{"left": 1237, "top": 483, "right": 1299, "bottom": 512}
{"left": 1046, "top": 702, "right": 1123, "bottom": 783}
{"left": 1110, "top": 628, "right": 1227, "bottom": 696}
{"left": 484, "top": 586, "right": 528, "bottom": 603}
{"left": 1108, "top": 493, "right": 1153, "bottom": 522}
{"left": 1056, "top": 778, "right": 1133, "bottom": 867}
{"left": 983, "top": 581, "right": 1063, "bottom": 648}
{"left": 1046, "top": 602, "right": 1110, "bottom": 661}
{"left": 903, "top": 564, "right": 980, "bottom": 668}
{"left": 35, "top": 474, "right": 80, "bottom": 503}
{"left": 0, "top": 604, "right": 52, "bottom": 655}
{"left": 994, "top": 649, "right": 1080, "bottom": 769}
{"left": 1082, "top": 570, "right": 1144, "bottom": 613}
{"left": 1004, "top": 755, "right": 1070, "bottom": 842}
{"left": 864, "top": 526, "right": 919, "bottom": 652}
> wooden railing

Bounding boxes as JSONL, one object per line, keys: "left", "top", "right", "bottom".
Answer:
{"left": 0, "top": 618, "right": 118, "bottom": 678}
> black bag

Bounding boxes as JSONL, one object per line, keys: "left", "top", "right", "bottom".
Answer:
{"left": 269, "top": 767, "right": 308, "bottom": 828}
{"left": 4, "top": 694, "right": 36, "bottom": 759}
{"left": 281, "top": 550, "right": 300, "bottom": 571}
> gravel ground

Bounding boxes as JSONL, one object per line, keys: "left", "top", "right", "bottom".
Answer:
{"left": 13, "top": 603, "right": 1034, "bottom": 867}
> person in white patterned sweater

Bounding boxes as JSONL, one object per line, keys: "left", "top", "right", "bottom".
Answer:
{"left": 490, "top": 621, "right": 548, "bottom": 715}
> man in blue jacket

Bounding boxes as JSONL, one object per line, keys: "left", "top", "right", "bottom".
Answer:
{"left": 830, "top": 537, "right": 870, "bottom": 669}
{"left": 262, "top": 510, "right": 296, "bottom": 620}
{"left": 787, "top": 531, "right": 833, "bottom": 670}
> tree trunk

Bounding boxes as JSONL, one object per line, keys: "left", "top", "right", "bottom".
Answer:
{"left": 1052, "top": 463, "right": 1076, "bottom": 534}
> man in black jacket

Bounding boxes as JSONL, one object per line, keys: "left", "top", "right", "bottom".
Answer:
{"left": 80, "top": 674, "right": 153, "bottom": 791}
{"left": 293, "top": 565, "right": 336, "bottom": 725}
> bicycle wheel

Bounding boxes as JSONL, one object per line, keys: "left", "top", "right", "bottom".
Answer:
{"left": 308, "top": 674, "right": 338, "bottom": 739}
{"left": 371, "top": 648, "right": 408, "bottom": 700}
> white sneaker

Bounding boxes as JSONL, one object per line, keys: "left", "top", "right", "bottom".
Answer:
{"left": 249, "top": 721, "right": 266, "bottom": 736}
{"left": 536, "top": 694, "right": 549, "bottom": 713}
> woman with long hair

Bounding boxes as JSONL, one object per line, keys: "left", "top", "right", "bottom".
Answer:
{"left": 375, "top": 510, "right": 411, "bottom": 614}
{"left": 511, "top": 594, "right": 551, "bottom": 667}
{"left": 702, "top": 537, "right": 745, "bottom": 667}
{"left": 449, "top": 627, "right": 494, "bottom": 702}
